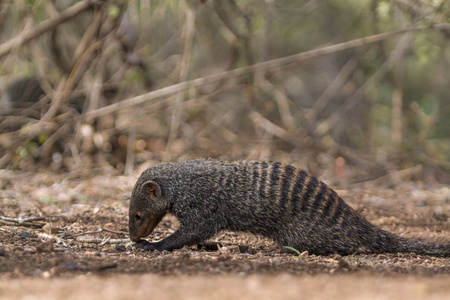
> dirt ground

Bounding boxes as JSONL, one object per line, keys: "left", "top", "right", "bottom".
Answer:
{"left": 1, "top": 169, "right": 449, "bottom": 299}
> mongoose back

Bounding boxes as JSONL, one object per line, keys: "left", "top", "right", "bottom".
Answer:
{"left": 129, "top": 159, "right": 450, "bottom": 256}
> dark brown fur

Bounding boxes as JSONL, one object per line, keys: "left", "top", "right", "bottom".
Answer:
{"left": 129, "top": 159, "right": 450, "bottom": 256}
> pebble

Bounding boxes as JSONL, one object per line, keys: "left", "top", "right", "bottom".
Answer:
{"left": 20, "top": 231, "right": 35, "bottom": 238}
{"left": 115, "top": 244, "right": 126, "bottom": 251}
{"left": 36, "top": 241, "right": 54, "bottom": 253}
{"left": 42, "top": 223, "right": 59, "bottom": 234}
{"left": 337, "top": 257, "right": 351, "bottom": 270}
{"left": 228, "top": 245, "right": 241, "bottom": 254}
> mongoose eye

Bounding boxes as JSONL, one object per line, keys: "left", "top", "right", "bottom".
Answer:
{"left": 135, "top": 212, "right": 142, "bottom": 221}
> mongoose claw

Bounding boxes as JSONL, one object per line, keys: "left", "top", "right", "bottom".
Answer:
{"left": 134, "top": 240, "right": 158, "bottom": 251}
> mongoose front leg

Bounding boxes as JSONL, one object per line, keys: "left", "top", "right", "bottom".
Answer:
{"left": 134, "top": 225, "right": 214, "bottom": 251}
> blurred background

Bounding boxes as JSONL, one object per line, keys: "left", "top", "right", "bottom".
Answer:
{"left": 0, "top": 0, "right": 449, "bottom": 184}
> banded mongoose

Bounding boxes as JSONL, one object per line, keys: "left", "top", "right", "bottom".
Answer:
{"left": 0, "top": 77, "right": 84, "bottom": 116}
{"left": 0, "top": 77, "right": 45, "bottom": 112}
{"left": 129, "top": 159, "right": 450, "bottom": 256}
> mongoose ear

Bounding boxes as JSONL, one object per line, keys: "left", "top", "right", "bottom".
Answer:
{"left": 141, "top": 181, "right": 162, "bottom": 199}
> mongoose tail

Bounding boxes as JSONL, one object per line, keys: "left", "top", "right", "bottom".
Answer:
{"left": 129, "top": 159, "right": 450, "bottom": 256}
{"left": 393, "top": 237, "right": 450, "bottom": 257}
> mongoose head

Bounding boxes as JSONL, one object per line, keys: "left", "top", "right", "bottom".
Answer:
{"left": 129, "top": 176, "right": 170, "bottom": 242}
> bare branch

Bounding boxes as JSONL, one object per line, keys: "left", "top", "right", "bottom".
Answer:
{"left": 86, "top": 23, "right": 450, "bottom": 119}
{"left": 0, "top": 0, "right": 97, "bottom": 59}
{"left": 249, "top": 111, "right": 303, "bottom": 147}
{"left": 0, "top": 216, "right": 45, "bottom": 224}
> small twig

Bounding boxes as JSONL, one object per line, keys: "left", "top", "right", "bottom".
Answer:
{"left": 73, "top": 7, "right": 103, "bottom": 64}
{"left": 0, "top": 216, "right": 46, "bottom": 224}
{"left": 418, "top": 152, "right": 450, "bottom": 170}
{"left": 103, "top": 228, "right": 129, "bottom": 235}
{"left": 0, "top": 219, "right": 46, "bottom": 228}
{"left": 70, "top": 230, "right": 102, "bottom": 238}
{"left": 76, "top": 238, "right": 129, "bottom": 244}
{"left": 0, "top": 220, "right": 16, "bottom": 226}
{"left": 165, "top": 4, "right": 195, "bottom": 160}
{"left": 355, "top": 164, "right": 423, "bottom": 185}
{"left": 260, "top": 79, "right": 297, "bottom": 132}
{"left": 100, "top": 236, "right": 111, "bottom": 246}
{"left": 250, "top": 111, "right": 303, "bottom": 147}
{"left": 0, "top": 153, "right": 12, "bottom": 169}
{"left": 40, "top": 77, "right": 67, "bottom": 122}
{"left": 69, "top": 228, "right": 128, "bottom": 238}
{"left": 308, "top": 58, "right": 358, "bottom": 123}
{"left": 125, "top": 117, "right": 137, "bottom": 175}
{"left": 37, "top": 123, "right": 71, "bottom": 157}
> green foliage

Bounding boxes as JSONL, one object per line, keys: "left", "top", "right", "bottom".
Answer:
{"left": 72, "top": 192, "right": 90, "bottom": 204}
{"left": 38, "top": 195, "right": 56, "bottom": 205}
{"left": 22, "top": 0, "right": 37, "bottom": 6}
{"left": 108, "top": 4, "right": 121, "bottom": 20}
{"left": 38, "top": 134, "right": 48, "bottom": 145}
{"left": 17, "top": 140, "right": 38, "bottom": 160}
{"left": 125, "top": 67, "right": 146, "bottom": 85}
{"left": 283, "top": 246, "right": 302, "bottom": 256}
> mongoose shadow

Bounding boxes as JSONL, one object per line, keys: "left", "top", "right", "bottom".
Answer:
{"left": 128, "top": 159, "right": 450, "bottom": 256}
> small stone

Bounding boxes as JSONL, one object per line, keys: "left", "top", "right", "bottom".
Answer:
{"left": 36, "top": 241, "right": 54, "bottom": 253}
{"left": 61, "top": 262, "right": 82, "bottom": 271}
{"left": 96, "top": 263, "right": 117, "bottom": 271}
{"left": 333, "top": 254, "right": 342, "bottom": 260}
{"left": 337, "top": 257, "right": 351, "bottom": 270}
{"left": 20, "top": 231, "right": 35, "bottom": 238}
{"left": 238, "top": 245, "right": 249, "bottom": 253}
{"left": 42, "top": 223, "right": 52, "bottom": 234}
{"left": 179, "top": 252, "right": 190, "bottom": 260}
{"left": 24, "top": 247, "right": 36, "bottom": 253}
{"left": 218, "top": 246, "right": 230, "bottom": 254}
{"left": 42, "top": 271, "right": 51, "bottom": 278}
{"left": 228, "top": 245, "right": 241, "bottom": 254}
{"left": 42, "top": 223, "right": 59, "bottom": 234}
{"left": 115, "top": 244, "right": 126, "bottom": 251}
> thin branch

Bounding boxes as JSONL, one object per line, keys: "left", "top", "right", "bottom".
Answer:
{"left": 355, "top": 164, "right": 423, "bottom": 185}
{"left": 73, "top": 7, "right": 103, "bottom": 64}
{"left": 37, "top": 123, "right": 71, "bottom": 157}
{"left": 249, "top": 111, "right": 303, "bottom": 147}
{"left": 0, "top": 216, "right": 46, "bottom": 224}
{"left": 260, "top": 79, "right": 297, "bottom": 131}
{"left": 313, "top": 32, "right": 413, "bottom": 137}
{"left": 165, "top": 5, "right": 196, "bottom": 160}
{"left": 125, "top": 120, "right": 137, "bottom": 175}
{"left": 86, "top": 23, "right": 450, "bottom": 119}
{"left": 308, "top": 58, "right": 358, "bottom": 123}
{"left": 103, "top": 228, "right": 129, "bottom": 235}
{"left": 70, "top": 230, "right": 103, "bottom": 237}
{"left": 76, "top": 238, "right": 129, "bottom": 244}
{"left": 0, "top": 0, "right": 97, "bottom": 59}
{"left": 69, "top": 228, "right": 128, "bottom": 238}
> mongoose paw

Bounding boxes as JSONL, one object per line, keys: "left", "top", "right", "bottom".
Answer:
{"left": 134, "top": 240, "right": 158, "bottom": 251}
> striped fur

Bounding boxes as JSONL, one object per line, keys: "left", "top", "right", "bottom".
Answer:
{"left": 129, "top": 159, "right": 450, "bottom": 256}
